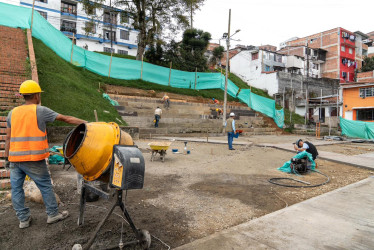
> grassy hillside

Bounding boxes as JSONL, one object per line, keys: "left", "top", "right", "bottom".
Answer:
{"left": 34, "top": 38, "right": 124, "bottom": 126}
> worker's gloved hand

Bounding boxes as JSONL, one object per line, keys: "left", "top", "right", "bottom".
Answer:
{"left": 5, "top": 157, "right": 10, "bottom": 169}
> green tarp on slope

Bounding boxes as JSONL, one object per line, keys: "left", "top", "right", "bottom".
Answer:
{"left": 340, "top": 117, "right": 374, "bottom": 139}
{"left": 0, "top": 2, "right": 284, "bottom": 128}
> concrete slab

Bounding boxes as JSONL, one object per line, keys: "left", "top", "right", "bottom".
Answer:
{"left": 258, "top": 142, "right": 374, "bottom": 170}
{"left": 176, "top": 177, "right": 374, "bottom": 250}
{"left": 154, "top": 136, "right": 252, "bottom": 146}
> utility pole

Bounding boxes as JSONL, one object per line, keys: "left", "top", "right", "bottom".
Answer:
{"left": 223, "top": 9, "right": 231, "bottom": 127}
{"left": 305, "top": 42, "right": 309, "bottom": 125}
{"left": 109, "top": 0, "right": 113, "bottom": 51}
{"left": 30, "top": 0, "right": 35, "bottom": 35}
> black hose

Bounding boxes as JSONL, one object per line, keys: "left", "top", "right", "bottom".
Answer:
{"left": 268, "top": 169, "right": 330, "bottom": 188}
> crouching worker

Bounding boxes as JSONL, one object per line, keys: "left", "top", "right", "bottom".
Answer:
{"left": 293, "top": 139, "right": 319, "bottom": 161}
{"left": 5, "top": 80, "right": 87, "bottom": 229}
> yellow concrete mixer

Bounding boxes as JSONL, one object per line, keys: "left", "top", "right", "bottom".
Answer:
{"left": 65, "top": 122, "right": 151, "bottom": 250}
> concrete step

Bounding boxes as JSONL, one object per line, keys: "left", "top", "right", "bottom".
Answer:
{"left": 0, "top": 179, "right": 11, "bottom": 189}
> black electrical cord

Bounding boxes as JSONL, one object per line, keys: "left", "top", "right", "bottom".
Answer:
{"left": 268, "top": 169, "right": 330, "bottom": 188}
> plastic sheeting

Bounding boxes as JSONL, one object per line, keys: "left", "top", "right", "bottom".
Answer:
{"left": 0, "top": 2, "right": 284, "bottom": 127}
{"left": 340, "top": 117, "right": 374, "bottom": 139}
{"left": 277, "top": 151, "right": 315, "bottom": 173}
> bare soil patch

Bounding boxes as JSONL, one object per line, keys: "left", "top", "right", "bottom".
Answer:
{"left": 318, "top": 143, "right": 374, "bottom": 155}
{"left": 0, "top": 139, "right": 372, "bottom": 250}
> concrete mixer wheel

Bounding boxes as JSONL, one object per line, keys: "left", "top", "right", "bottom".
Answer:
{"left": 138, "top": 229, "right": 151, "bottom": 249}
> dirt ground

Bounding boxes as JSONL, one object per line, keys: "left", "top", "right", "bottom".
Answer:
{"left": 1, "top": 136, "right": 373, "bottom": 250}
{"left": 318, "top": 142, "right": 374, "bottom": 155}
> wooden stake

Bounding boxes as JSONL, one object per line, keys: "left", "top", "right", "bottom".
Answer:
{"left": 108, "top": 51, "right": 113, "bottom": 77}
{"left": 30, "top": 0, "right": 35, "bottom": 35}
{"left": 70, "top": 33, "right": 75, "bottom": 64}
{"left": 140, "top": 55, "right": 144, "bottom": 80}
{"left": 168, "top": 61, "right": 172, "bottom": 86}
{"left": 194, "top": 67, "right": 197, "bottom": 90}
{"left": 94, "top": 110, "right": 98, "bottom": 122}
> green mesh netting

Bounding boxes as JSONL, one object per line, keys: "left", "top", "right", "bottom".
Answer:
{"left": 340, "top": 117, "right": 374, "bottom": 139}
{"left": 0, "top": 2, "right": 284, "bottom": 127}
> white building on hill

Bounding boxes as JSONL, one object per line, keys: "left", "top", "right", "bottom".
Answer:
{"left": 1, "top": 0, "right": 139, "bottom": 56}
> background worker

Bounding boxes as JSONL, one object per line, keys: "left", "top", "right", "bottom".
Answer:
{"left": 154, "top": 106, "right": 162, "bottom": 128}
{"left": 162, "top": 93, "right": 170, "bottom": 109}
{"left": 294, "top": 139, "right": 319, "bottom": 160}
{"left": 225, "top": 112, "right": 236, "bottom": 150}
{"left": 4, "top": 80, "right": 87, "bottom": 229}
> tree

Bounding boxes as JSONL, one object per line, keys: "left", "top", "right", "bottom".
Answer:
{"left": 144, "top": 40, "right": 164, "bottom": 65}
{"left": 82, "top": 0, "right": 206, "bottom": 60}
{"left": 209, "top": 45, "right": 225, "bottom": 67}
{"left": 164, "top": 28, "right": 211, "bottom": 72}
{"left": 361, "top": 56, "right": 374, "bottom": 72}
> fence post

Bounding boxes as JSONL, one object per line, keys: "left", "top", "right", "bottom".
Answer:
{"left": 168, "top": 61, "right": 172, "bottom": 86}
{"left": 70, "top": 33, "right": 75, "bottom": 64}
{"left": 108, "top": 51, "right": 113, "bottom": 77}
{"left": 30, "top": 0, "right": 35, "bottom": 34}
{"left": 194, "top": 67, "right": 197, "bottom": 90}
{"left": 140, "top": 55, "right": 144, "bottom": 80}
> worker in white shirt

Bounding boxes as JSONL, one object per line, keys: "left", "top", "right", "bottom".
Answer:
{"left": 225, "top": 112, "right": 236, "bottom": 150}
{"left": 154, "top": 107, "right": 162, "bottom": 128}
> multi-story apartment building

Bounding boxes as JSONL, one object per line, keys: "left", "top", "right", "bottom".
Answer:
{"left": 3, "top": 0, "right": 139, "bottom": 56}
{"left": 278, "top": 28, "right": 368, "bottom": 83}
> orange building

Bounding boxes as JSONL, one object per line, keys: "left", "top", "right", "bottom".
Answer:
{"left": 341, "top": 82, "right": 374, "bottom": 121}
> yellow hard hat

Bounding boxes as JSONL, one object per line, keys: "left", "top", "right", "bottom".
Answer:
{"left": 19, "top": 80, "right": 43, "bottom": 94}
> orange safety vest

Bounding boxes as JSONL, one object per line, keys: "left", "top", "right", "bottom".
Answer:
{"left": 9, "top": 104, "right": 49, "bottom": 162}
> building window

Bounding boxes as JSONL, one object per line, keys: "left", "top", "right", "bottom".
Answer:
{"left": 120, "top": 30, "right": 129, "bottom": 40}
{"left": 61, "top": 2, "right": 77, "bottom": 15}
{"left": 341, "top": 46, "right": 345, "bottom": 52}
{"left": 104, "top": 47, "right": 115, "bottom": 53}
{"left": 60, "top": 20, "right": 76, "bottom": 33}
{"left": 118, "top": 49, "right": 128, "bottom": 55}
{"left": 36, "top": 0, "right": 47, "bottom": 3}
{"left": 85, "top": 22, "right": 96, "bottom": 34}
{"left": 349, "top": 48, "right": 353, "bottom": 54}
{"left": 104, "top": 11, "right": 117, "bottom": 25}
{"left": 359, "top": 87, "right": 374, "bottom": 98}
{"left": 37, "top": 10, "right": 47, "bottom": 19}
{"left": 265, "top": 65, "right": 270, "bottom": 72}
{"left": 357, "top": 109, "right": 374, "bottom": 121}
{"left": 252, "top": 52, "right": 258, "bottom": 60}
{"left": 103, "top": 30, "right": 116, "bottom": 41}
{"left": 120, "top": 13, "right": 129, "bottom": 23}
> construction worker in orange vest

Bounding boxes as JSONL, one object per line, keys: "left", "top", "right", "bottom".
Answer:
{"left": 4, "top": 80, "right": 87, "bottom": 229}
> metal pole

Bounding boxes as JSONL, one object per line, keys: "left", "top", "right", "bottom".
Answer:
{"left": 168, "top": 62, "right": 172, "bottom": 86}
{"left": 283, "top": 87, "right": 285, "bottom": 108}
{"left": 320, "top": 89, "right": 322, "bottom": 122}
{"left": 30, "top": 0, "right": 35, "bottom": 35}
{"left": 290, "top": 88, "right": 294, "bottom": 124}
{"left": 109, "top": 0, "right": 113, "bottom": 50}
{"left": 223, "top": 9, "right": 231, "bottom": 127}
{"left": 305, "top": 42, "right": 309, "bottom": 125}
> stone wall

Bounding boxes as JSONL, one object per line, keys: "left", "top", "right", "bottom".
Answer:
{"left": 47, "top": 126, "right": 140, "bottom": 143}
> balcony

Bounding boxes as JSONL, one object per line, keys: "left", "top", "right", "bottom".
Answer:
{"left": 61, "top": 7, "right": 77, "bottom": 16}
{"left": 60, "top": 25, "right": 76, "bottom": 34}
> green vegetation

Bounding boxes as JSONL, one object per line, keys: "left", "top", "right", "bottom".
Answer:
{"left": 34, "top": 38, "right": 124, "bottom": 126}
{"left": 34, "top": 37, "right": 304, "bottom": 128}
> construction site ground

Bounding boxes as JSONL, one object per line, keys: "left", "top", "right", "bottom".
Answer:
{"left": 0, "top": 135, "right": 373, "bottom": 249}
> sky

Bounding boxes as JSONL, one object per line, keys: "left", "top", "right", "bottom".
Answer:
{"left": 193, "top": 0, "right": 374, "bottom": 49}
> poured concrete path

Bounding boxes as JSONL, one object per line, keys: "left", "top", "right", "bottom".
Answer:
{"left": 175, "top": 176, "right": 374, "bottom": 250}
{"left": 260, "top": 142, "right": 374, "bottom": 170}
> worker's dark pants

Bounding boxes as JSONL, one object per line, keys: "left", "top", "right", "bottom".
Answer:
{"left": 155, "top": 115, "right": 160, "bottom": 128}
{"left": 10, "top": 160, "right": 59, "bottom": 222}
